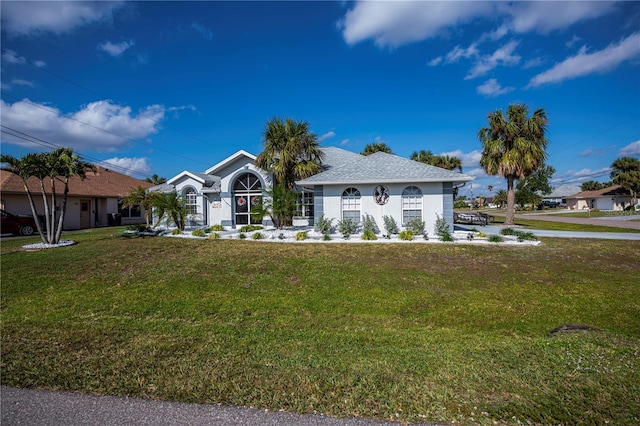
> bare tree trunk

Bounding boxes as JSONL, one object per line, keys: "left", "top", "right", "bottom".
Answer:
{"left": 22, "top": 181, "right": 47, "bottom": 244}
{"left": 505, "top": 175, "right": 516, "bottom": 226}
{"left": 38, "top": 179, "right": 52, "bottom": 244}
{"left": 54, "top": 178, "right": 70, "bottom": 244}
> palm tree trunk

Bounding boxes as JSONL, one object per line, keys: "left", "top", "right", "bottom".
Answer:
{"left": 505, "top": 175, "right": 516, "bottom": 226}
{"left": 22, "top": 181, "right": 47, "bottom": 243}
{"left": 38, "top": 179, "right": 53, "bottom": 244}
{"left": 54, "top": 178, "right": 70, "bottom": 244}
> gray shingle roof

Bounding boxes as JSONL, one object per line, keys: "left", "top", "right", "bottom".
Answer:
{"left": 297, "top": 151, "right": 473, "bottom": 185}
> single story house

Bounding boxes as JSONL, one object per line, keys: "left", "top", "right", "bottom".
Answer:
{"left": 0, "top": 166, "right": 153, "bottom": 230}
{"left": 158, "top": 147, "right": 474, "bottom": 234}
{"left": 564, "top": 185, "right": 632, "bottom": 211}
{"left": 542, "top": 185, "right": 581, "bottom": 206}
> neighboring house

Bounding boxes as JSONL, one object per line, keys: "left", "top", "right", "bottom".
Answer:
{"left": 0, "top": 166, "right": 153, "bottom": 230}
{"left": 542, "top": 185, "right": 581, "bottom": 206}
{"left": 159, "top": 147, "right": 474, "bottom": 234}
{"left": 565, "top": 185, "right": 632, "bottom": 211}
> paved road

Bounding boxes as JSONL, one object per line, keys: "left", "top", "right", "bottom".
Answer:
{"left": 1, "top": 387, "right": 431, "bottom": 426}
{"left": 488, "top": 211, "right": 640, "bottom": 230}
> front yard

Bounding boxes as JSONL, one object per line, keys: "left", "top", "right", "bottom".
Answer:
{"left": 1, "top": 228, "right": 639, "bottom": 425}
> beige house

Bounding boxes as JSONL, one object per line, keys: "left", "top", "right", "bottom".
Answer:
{"left": 1, "top": 167, "right": 153, "bottom": 230}
{"left": 565, "top": 185, "right": 632, "bottom": 211}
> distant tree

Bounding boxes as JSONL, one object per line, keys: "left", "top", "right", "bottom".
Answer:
{"left": 1, "top": 148, "right": 95, "bottom": 244}
{"left": 494, "top": 189, "right": 508, "bottom": 208}
{"left": 361, "top": 142, "right": 392, "bottom": 156}
{"left": 410, "top": 150, "right": 436, "bottom": 164}
{"left": 255, "top": 117, "right": 323, "bottom": 190}
{"left": 488, "top": 185, "right": 494, "bottom": 193}
{"left": 581, "top": 180, "right": 604, "bottom": 191}
{"left": 478, "top": 103, "right": 549, "bottom": 225}
{"left": 144, "top": 174, "right": 167, "bottom": 185}
{"left": 610, "top": 156, "right": 640, "bottom": 205}
{"left": 515, "top": 164, "right": 556, "bottom": 208}
{"left": 411, "top": 150, "right": 462, "bottom": 172}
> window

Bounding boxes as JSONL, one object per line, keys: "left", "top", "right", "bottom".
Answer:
{"left": 118, "top": 200, "right": 141, "bottom": 218}
{"left": 183, "top": 187, "right": 198, "bottom": 215}
{"left": 341, "top": 188, "right": 361, "bottom": 222}
{"left": 233, "top": 173, "right": 262, "bottom": 225}
{"left": 402, "top": 186, "right": 422, "bottom": 225}
{"left": 295, "top": 190, "right": 314, "bottom": 218}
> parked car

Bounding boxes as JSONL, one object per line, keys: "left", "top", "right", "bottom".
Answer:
{"left": 1, "top": 209, "right": 37, "bottom": 236}
{"left": 538, "top": 200, "right": 560, "bottom": 209}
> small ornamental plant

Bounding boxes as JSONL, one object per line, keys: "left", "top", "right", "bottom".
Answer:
{"left": 191, "top": 228, "right": 206, "bottom": 237}
{"left": 489, "top": 234, "right": 504, "bottom": 243}
{"left": 405, "top": 217, "right": 425, "bottom": 235}
{"left": 296, "top": 231, "right": 308, "bottom": 241}
{"left": 252, "top": 232, "right": 263, "bottom": 240}
{"left": 171, "top": 228, "right": 182, "bottom": 235}
{"left": 434, "top": 214, "right": 452, "bottom": 242}
{"left": 337, "top": 218, "right": 357, "bottom": 239}
{"left": 239, "top": 232, "right": 246, "bottom": 240}
{"left": 361, "top": 213, "right": 379, "bottom": 234}
{"left": 382, "top": 215, "right": 399, "bottom": 237}
{"left": 209, "top": 232, "right": 221, "bottom": 240}
{"left": 209, "top": 224, "right": 224, "bottom": 232}
{"left": 399, "top": 230, "right": 414, "bottom": 241}
{"left": 362, "top": 229, "right": 377, "bottom": 241}
{"left": 314, "top": 214, "right": 334, "bottom": 237}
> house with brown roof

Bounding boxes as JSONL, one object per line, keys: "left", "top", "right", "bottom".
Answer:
{"left": 564, "top": 185, "right": 632, "bottom": 211}
{"left": 1, "top": 166, "right": 153, "bottom": 230}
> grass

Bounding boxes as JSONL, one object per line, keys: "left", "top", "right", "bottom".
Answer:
{"left": 2, "top": 228, "right": 639, "bottom": 425}
{"left": 488, "top": 214, "right": 640, "bottom": 233}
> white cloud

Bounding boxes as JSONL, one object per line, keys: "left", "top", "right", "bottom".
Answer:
{"left": 98, "top": 40, "right": 135, "bottom": 57}
{"left": 523, "top": 57, "right": 544, "bottom": 69}
{"left": 340, "top": 139, "right": 349, "bottom": 146}
{"left": 1, "top": 1, "right": 127, "bottom": 37}
{"left": 619, "top": 140, "right": 640, "bottom": 157}
{"left": 580, "top": 147, "right": 608, "bottom": 157}
{"left": 444, "top": 43, "right": 479, "bottom": 64}
{"left": 192, "top": 22, "right": 213, "bottom": 41}
{"left": 440, "top": 149, "right": 482, "bottom": 170}
{"left": 476, "top": 78, "right": 515, "bottom": 97}
{"left": 2, "top": 49, "right": 26, "bottom": 64}
{"left": 505, "top": 2, "right": 617, "bottom": 34}
{"left": 2, "top": 79, "right": 35, "bottom": 91}
{"left": 338, "top": 1, "right": 494, "bottom": 48}
{"left": 428, "top": 56, "right": 442, "bottom": 67}
{"left": 528, "top": 32, "right": 640, "bottom": 87}
{"left": 318, "top": 131, "right": 336, "bottom": 142}
{"left": 0, "top": 98, "right": 165, "bottom": 153}
{"left": 102, "top": 157, "right": 152, "bottom": 177}
{"left": 566, "top": 34, "right": 582, "bottom": 49}
{"left": 465, "top": 40, "right": 520, "bottom": 80}
{"left": 554, "top": 167, "right": 611, "bottom": 185}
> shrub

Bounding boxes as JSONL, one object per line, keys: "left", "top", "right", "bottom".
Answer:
{"left": 337, "top": 218, "right": 357, "bottom": 239}
{"left": 382, "top": 215, "right": 399, "bottom": 235}
{"left": 239, "top": 224, "right": 263, "bottom": 233}
{"left": 323, "top": 234, "right": 331, "bottom": 241}
{"left": 362, "top": 229, "right": 377, "bottom": 240}
{"left": 171, "top": 228, "right": 182, "bottom": 235}
{"left": 191, "top": 228, "right": 206, "bottom": 237}
{"left": 252, "top": 232, "right": 263, "bottom": 240}
{"left": 405, "top": 217, "right": 425, "bottom": 235}
{"left": 296, "top": 231, "right": 308, "bottom": 241}
{"left": 477, "top": 232, "right": 487, "bottom": 238}
{"left": 434, "top": 214, "right": 452, "bottom": 241}
{"left": 278, "top": 233, "right": 286, "bottom": 240}
{"left": 361, "top": 213, "right": 379, "bottom": 234}
{"left": 399, "top": 230, "right": 414, "bottom": 241}
{"left": 239, "top": 233, "right": 246, "bottom": 240}
{"left": 314, "top": 214, "right": 334, "bottom": 236}
{"left": 501, "top": 228, "right": 517, "bottom": 236}
{"left": 127, "top": 224, "right": 150, "bottom": 233}
{"left": 209, "top": 232, "right": 221, "bottom": 240}
{"left": 209, "top": 224, "right": 224, "bottom": 232}
{"left": 500, "top": 228, "right": 537, "bottom": 241}
{"left": 488, "top": 234, "right": 504, "bottom": 243}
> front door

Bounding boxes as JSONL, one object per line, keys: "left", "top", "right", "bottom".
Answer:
{"left": 233, "top": 173, "right": 262, "bottom": 226}
{"left": 80, "top": 199, "right": 91, "bottom": 229}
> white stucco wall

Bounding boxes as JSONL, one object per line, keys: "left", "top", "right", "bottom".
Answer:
{"left": 318, "top": 182, "right": 446, "bottom": 235}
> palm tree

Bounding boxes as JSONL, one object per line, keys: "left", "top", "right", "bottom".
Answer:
{"left": 152, "top": 191, "right": 188, "bottom": 230}
{"left": 122, "top": 187, "right": 157, "bottom": 228}
{"left": 610, "top": 157, "right": 640, "bottom": 206}
{"left": 478, "top": 103, "right": 548, "bottom": 226}
{"left": 144, "top": 174, "right": 167, "bottom": 185}
{"left": 1, "top": 148, "right": 94, "bottom": 244}
{"left": 255, "top": 117, "right": 323, "bottom": 190}
{"left": 361, "top": 142, "right": 392, "bottom": 156}
{"left": 410, "top": 150, "right": 436, "bottom": 164}
{"left": 410, "top": 150, "right": 462, "bottom": 172}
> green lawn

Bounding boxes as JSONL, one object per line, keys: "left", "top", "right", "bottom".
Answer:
{"left": 2, "top": 228, "right": 639, "bottom": 425}
{"left": 485, "top": 212, "right": 640, "bottom": 233}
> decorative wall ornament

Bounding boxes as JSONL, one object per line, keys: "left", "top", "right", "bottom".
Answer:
{"left": 237, "top": 196, "right": 246, "bottom": 206}
{"left": 374, "top": 185, "right": 389, "bottom": 205}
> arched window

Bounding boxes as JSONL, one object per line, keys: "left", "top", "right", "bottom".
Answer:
{"left": 183, "top": 187, "right": 198, "bottom": 215}
{"left": 341, "top": 188, "right": 361, "bottom": 222}
{"left": 402, "top": 186, "right": 422, "bottom": 225}
{"left": 233, "top": 173, "right": 262, "bottom": 225}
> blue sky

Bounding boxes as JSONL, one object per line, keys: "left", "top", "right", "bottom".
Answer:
{"left": 1, "top": 1, "right": 639, "bottom": 198}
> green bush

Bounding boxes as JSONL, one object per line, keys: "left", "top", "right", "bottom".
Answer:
{"left": 399, "top": 230, "right": 414, "bottom": 241}
{"left": 405, "top": 217, "right": 425, "bottom": 235}
{"left": 362, "top": 229, "right": 377, "bottom": 240}
{"left": 434, "top": 214, "right": 452, "bottom": 241}
{"left": 361, "top": 213, "right": 379, "bottom": 234}
{"left": 191, "top": 228, "right": 206, "bottom": 237}
{"left": 209, "top": 232, "right": 221, "bottom": 240}
{"left": 126, "top": 224, "right": 151, "bottom": 232}
{"left": 239, "top": 224, "right": 263, "bottom": 233}
{"left": 337, "top": 218, "right": 357, "bottom": 239}
{"left": 208, "top": 224, "right": 224, "bottom": 232}
{"left": 382, "top": 215, "right": 399, "bottom": 235}
{"left": 323, "top": 234, "right": 331, "bottom": 241}
{"left": 314, "top": 214, "right": 334, "bottom": 236}
{"left": 500, "top": 228, "right": 538, "bottom": 241}
{"left": 239, "top": 233, "right": 246, "bottom": 240}
{"left": 171, "top": 228, "right": 182, "bottom": 235}
{"left": 252, "top": 232, "right": 263, "bottom": 240}
{"left": 296, "top": 231, "right": 308, "bottom": 241}
{"left": 488, "top": 234, "right": 504, "bottom": 243}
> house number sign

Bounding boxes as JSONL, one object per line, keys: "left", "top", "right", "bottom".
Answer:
{"left": 374, "top": 185, "right": 389, "bottom": 205}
